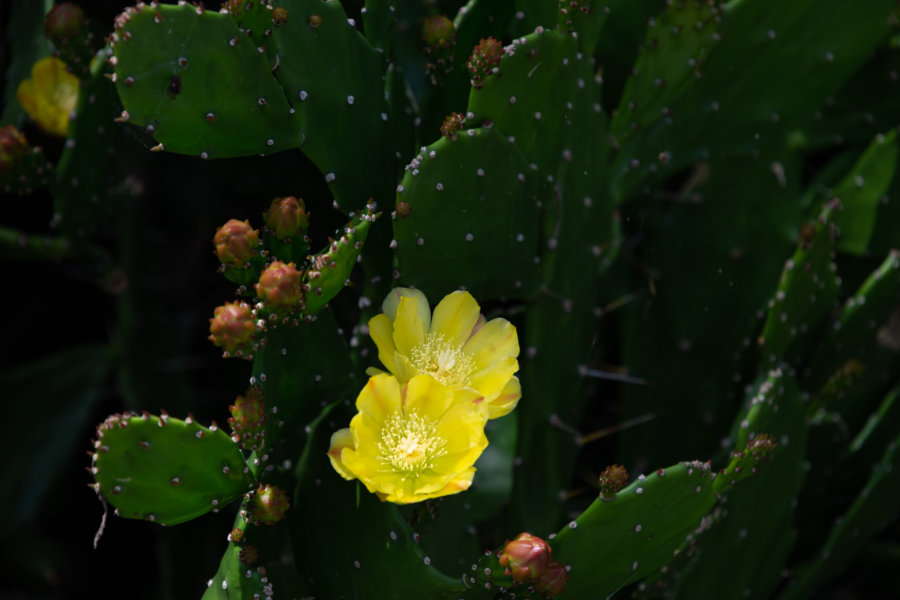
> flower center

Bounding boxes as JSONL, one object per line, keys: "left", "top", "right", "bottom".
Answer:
{"left": 378, "top": 410, "right": 446, "bottom": 478}
{"left": 410, "top": 332, "right": 475, "bottom": 386}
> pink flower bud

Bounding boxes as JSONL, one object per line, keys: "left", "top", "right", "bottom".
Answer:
{"left": 228, "top": 387, "right": 266, "bottom": 450}
{"left": 214, "top": 219, "right": 259, "bottom": 266}
{"left": 253, "top": 484, "right": 290, "bottom": 525}
{"left": 263, "top": 196, "right": 307, "bottom": 239}
{"left": 44, "top": 3, "right": 85, "bottom": 40}
{"left": 255, "top": 261, "right": 302, "bottom": 307}
{"left": 498, "top": 532, "right": 551, "bottom": 582}
{"left": 208, "top": 302, "right": 255, "bottom": 353}
{"left": 0, "top": 125, "right": 28, "bottom": 174}
{"left": 534, "top": 560, "right": 568, "bottom": 596}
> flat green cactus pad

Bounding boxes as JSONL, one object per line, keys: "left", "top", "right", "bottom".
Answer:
{"left": 552, "top": 462, "right": 718, "bottom": 598}
{"left": 92, "top": 412, "right": 253, "bottom": 525}
{"left": 393, "top": 127, "right": 539, "bottom": 300}
{"left": 110, "top": 3, "right": 301, "bottom": 157}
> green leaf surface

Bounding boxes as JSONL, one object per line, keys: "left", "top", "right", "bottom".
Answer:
{"left": 92, "top": 412, "right": 253, "bottom": 525}
{"left": 552, "top": 462, "right": 718, "bottom": 599}
{"left": 111, "top": 3, "right": 301, "bottom": 157}
{"left": 679, "top": 368, "right": 808, "bottom": 599}
{"left": 393, "top": 127, "right": 540, "bottom": 300}
{"left": 759, "top": 203, "right": 840, "bottom": 365}
{"left": 831, "top": 131, "right": 898, "bottom": 255}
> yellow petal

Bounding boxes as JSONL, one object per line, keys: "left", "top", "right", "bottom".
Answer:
{"left": 382, "top": 287, "right": 431, "bottom": 330}
{"left": 392, "top": 296, "right": 427, "bottom": 355}
{"left": 468, "top": 356, "right": 519, "bottom": 403}
{"left": 392, "top": 352, "right": 419, "bottom": 382}
{"left": 431, "top": 291, "right": 481, "bottom": 347}
{"left": 462, "top": 318, "right": 519, "bottom": 369}
{"left": 368, "top": 313, "right": 398, "bottom": 375}
{"left": 355, "top": 374, "right": 402, "bottom": 424}
{"left": 17, "top": 57, "right": 78, "bottom": 137}
{"left": 486, "top": 376, "right": 521, "bottom": 419}
{"left": 403, "top": 374, "right": 455, "bottom": 422}
{"left": 327, "top": 428, "right": 357, "bottom": 480}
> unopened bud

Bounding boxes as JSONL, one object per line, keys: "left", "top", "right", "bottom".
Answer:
{"left": 498, "top": 532, "right": 551, "bottom": 582}
{"left": 598, "top": 464, "right": 628, "bottom": 499}
{"left": 214, "top": 219, "right": 259, "bottom": 266}
{"left": 0, "top": 125, "right": 28, "bottom": 174}
{"left": 255, "top": 260, "right": 302, "bottom": 307}
{"left": 534, "top": 560, "right": 568, "bottom": 596}
{"left": 263, "top": 196, "right": 307, "bottom": 239}
{"left": 271, "top": 6, "right": 288, "bottom": 26}
{"left": 422, "top": 15, "right": 454, "bottom": 46}
{"left": 44, "top": 3, "right": 85, "bottom": 41}
{"left": 209, "top": 302, "right": 255, "bottom": 353}
{"left": 467, "top": 37, "right": 503, "bottom": 88}
{"left": 253, "top": 484, "right": 290, "bottom": 525}
{"left": 440, "top": 112, "right": 465, "bottom": 140}
{"left": 228, "top": 387, "right": 266, "bottom": 451}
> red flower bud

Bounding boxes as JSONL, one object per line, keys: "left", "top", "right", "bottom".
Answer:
{"left": 253, "top": 484, "right": 290, "bottom": 525}
{"left": 498, "top": 532, "right": 551, "bottom": 582}
{"left": 440, "top": 112, "right": 465, "bottom": 140}
{"left": 467, "top": 37, "right": 503, "bottom": 88}
{"left": 263, "top": 196, "right": 307, "bottom": 239}
{"left": 255, "top": 261, "right": 303, "bottom": 308}
{"left": 0, "top": 125, "right": 28, "bottom": 174}
{"left": 208, "top": 302, "right": 256, "bottom": 354}
{"left": 214, "top": 219, "right": 259, "bottom": 266}
{"left": 44, "top": 3, "right": 85, "bottom": 40}
{"left": 534, "top": 560, "right": 568, "bottom": 596}
{"left": 598, "top": 464, "right": 628, "bottom": 500}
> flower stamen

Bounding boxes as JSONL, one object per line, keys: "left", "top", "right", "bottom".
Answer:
{"left": 378, "top": 410, "right": 447, "bottom": 478}
{"left": 410, "top": 332, "right": 474, "bottom": 386}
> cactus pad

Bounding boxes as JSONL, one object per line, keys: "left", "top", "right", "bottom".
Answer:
{"left": 92, "top": 412, "right": 253, "bottom": 525}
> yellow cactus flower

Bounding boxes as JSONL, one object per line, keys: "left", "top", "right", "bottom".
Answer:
{"left": 367, "top": 288, "right": 521, "bottom": 419}
{"left": 328, "top": 374, "right": 489, "bottom": 504}
{"left": 16, "top": 57, "right": 79, "bottom": 137}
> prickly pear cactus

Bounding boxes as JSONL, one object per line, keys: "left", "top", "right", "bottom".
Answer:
{"left": 3, "top": 0, "right": 900, "bottom": 598}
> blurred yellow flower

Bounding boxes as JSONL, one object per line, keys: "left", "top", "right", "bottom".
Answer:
{"left": 328, "top": 374, "right": 489, "bottom": 504}
{"left": 367, "top": 288, "right": 521, "bottom": 419}
{"left": 17, "top": 57, "right": 79, "bottom": 137}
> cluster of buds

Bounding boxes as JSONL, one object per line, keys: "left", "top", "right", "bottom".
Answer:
{"left": 0, "top": 125, "right": 29, "bottom": 175}
{"left": 263, "top": 196, "right": 308, "bottom": 240}
{"left": 228, "top": 387, "right": 266, "bottom": 452}
{"left": 422, "top": 15, "right": 456, "bottom": 85}
{"left": 598, "top": 464, "right": 628, "bottom": 500}
{"left": 467, "top": 37, "right": 503, "bottom": 88}
{"left": 499, "top": 532, "right": 569, "bottom": 596}
{"left": 440, "top": 112, "right": 465, "bottom": 141}
{"left": 251, "top": 484, "right": 290, "bottom": 525}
